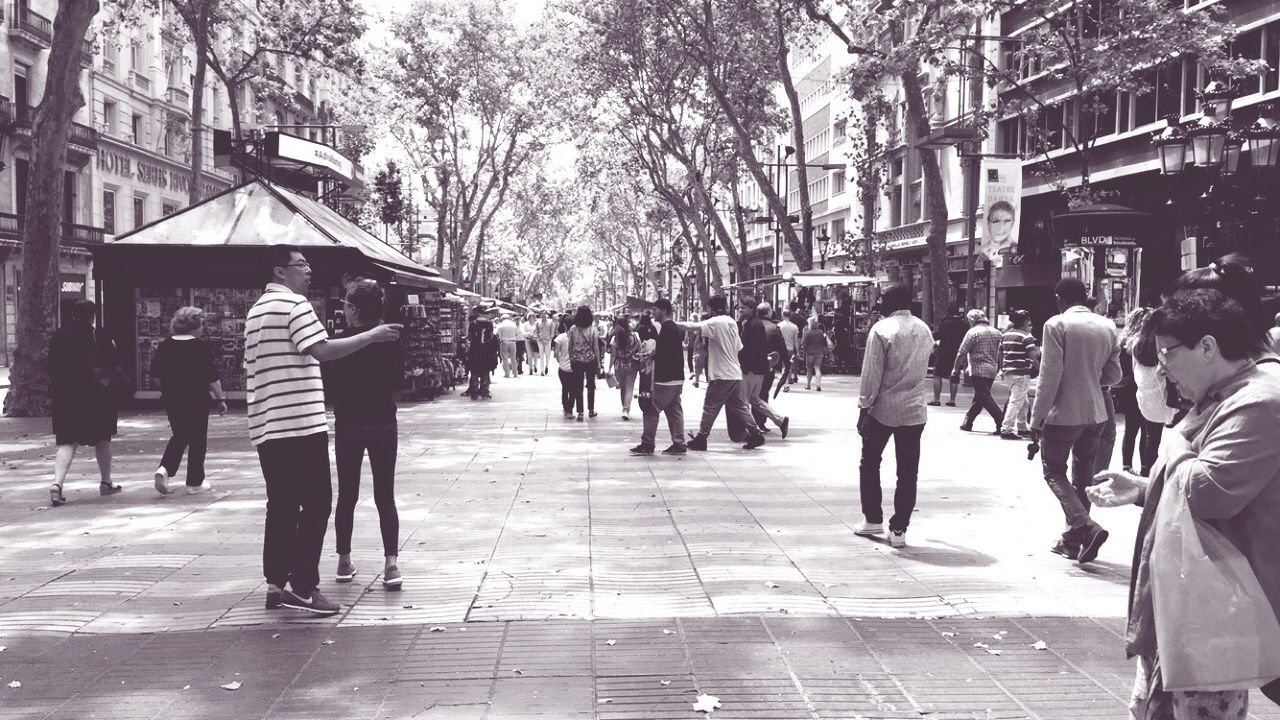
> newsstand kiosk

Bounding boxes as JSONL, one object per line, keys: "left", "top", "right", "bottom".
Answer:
{"left": 90, "top": 179, "right": 455, "bottom": 403}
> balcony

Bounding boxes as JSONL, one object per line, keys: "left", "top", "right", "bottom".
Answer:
{"left": 293, "top": 90, "right": 314, "bottom": 116}
{"left": 165, "top": 87, "right": 190, "bottom": 111}
{"left": 68, "top": 121, "right": 99, "bottom": 150}
{"left": 13, "top": 103, "right": 31, "bottom": 134}
{"left": 80, "top": 49, "right": 92, "bottom": 68}
{"left": 0, "top": 96, "right": 11, "bottom": 127}
{"left": 7, "top": 4, "right": 51, "bottom": 48}
{"left": 129, "top": 70, "right": 152, "bottom": 93}
{"left": 0, "top": 215, "right": 105, "bottom": 246}
{"left": 63, "top": 222, "right": 105, "bottom": 246}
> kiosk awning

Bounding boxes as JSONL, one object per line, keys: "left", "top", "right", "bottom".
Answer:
{"left": 108, "top": 179, "right": 453, "bottom": 290}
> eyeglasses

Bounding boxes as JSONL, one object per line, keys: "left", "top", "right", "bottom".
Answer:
{"left": 1157, "top": 342, "right": 1187, "bottom": 368}
{"left": 280, "top": 261, "right": 310, "bottom": 269}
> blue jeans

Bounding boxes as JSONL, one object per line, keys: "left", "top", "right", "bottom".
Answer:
{"left": 1040, "top": 422, "right": 1105, "bottom": 530}
{"left": 859, "top": 417, "right": 925, "bottom": 532}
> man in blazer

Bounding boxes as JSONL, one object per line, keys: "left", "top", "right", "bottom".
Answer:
{"left": 1031, "top": 278, "right": 1122, "bottom": 565}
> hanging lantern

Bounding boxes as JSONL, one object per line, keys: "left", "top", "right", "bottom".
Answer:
{"left": 1152, "top": 126, "right": 1189, "bottom": 176}
{"left": 1246, "top": 117, "right": 1280, "bottom": 168}
{"left": 1222, "top": 134, "right": 1243, "bottom": 175}
{"left": 1188, "top": 117, "right": 1228, "bottom": 167}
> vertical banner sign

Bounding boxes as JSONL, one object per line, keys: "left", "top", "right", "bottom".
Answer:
{"left": 980, "top": 158, "right": 1022, "bottom": 261}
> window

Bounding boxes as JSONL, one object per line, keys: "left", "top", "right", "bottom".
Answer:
{"left": 133, "top": 195, "right": 145, "bottom": 229}
{"left": 998, "top": 117, "right": 1020, "bottom": 156}
{"left": 103, "top": 43, "right": 117, "bottom": 74}
{"left": 164, "top": 127, "right": 176, "bottom": 156}
{"left": 130, "top": 41, "right": 142, "bottom": 71}
{"left": 831, "top": 218, "right": 845, "bottom": 245}
{"left": 102, "top": 189, "right": 116, "bottom": 234}
{"left": 131, "top": 114, "right": 143, "bottom": 145}
{"left": 212, "top": 87, "right": 222, "bottom": 125}
{"left": 162, "top": 202, "right": 178, "bottom": 217}
{"left": 1267, "top": 24, "right": 1280, "bottom": 93}
{"left": 833, "top": 170, "right": 846, "bottom": 195}
{"left": 1182, "top": 58, "right": 1202, "bottom": 117}
{"left": 833, "top": 119, "right": 847, "bottom": 147}
{"left": 103, "top": 100, "right": 117, "bottom": 135}
{"left": 1234, "top": 28, "right": 1264, "bottom": 96}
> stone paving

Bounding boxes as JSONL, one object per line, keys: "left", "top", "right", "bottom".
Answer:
{"left": 0, "top": 372, "right": 1275, "bottom": 719}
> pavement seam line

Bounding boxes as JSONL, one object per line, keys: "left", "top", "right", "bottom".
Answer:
{"left": 840, "top": 615, "right": 935, "bottom": 718}
{"left": 759, "top": 616, "right": 823, "bottom": 720}
{"left": 649, "top": 461, "right": 718, "bottom": 615}
{"left": 1008, "top": 615, "right": 1131, "bottom": 708}
{"left": 461, "top": 422, "right": 531, "bottom": 623}
{"left": 926, "top": 616, "right": 1059, "bottom": 720}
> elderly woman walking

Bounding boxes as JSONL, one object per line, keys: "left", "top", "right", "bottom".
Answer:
{"left": 799, "top": 316, "right": 829, "bottom": 391}
{"left": 1091, "top": 288, "right": 1280, "bottom": 719}
{"left": 150, "top": 306, "right": 226, "bottom": 494}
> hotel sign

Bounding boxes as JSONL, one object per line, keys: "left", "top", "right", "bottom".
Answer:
{"left": 96, "top": 149, "right": 222, "bottom": 197}
{"left": 266, "top": 132, "right": 355, "bottom": 182}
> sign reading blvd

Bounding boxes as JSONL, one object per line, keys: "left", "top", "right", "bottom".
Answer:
{"left": 266, "top": 132, "right": 355, "bottom": 182}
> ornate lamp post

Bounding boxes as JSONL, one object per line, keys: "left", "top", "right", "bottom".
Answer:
{"left": 817, "top": 231, "right": 832, "bottom": 270}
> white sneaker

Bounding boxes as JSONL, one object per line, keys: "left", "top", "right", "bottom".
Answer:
{"left": 186, "top": 484, "right": 213, "bottom": 495}
{"left": 889, "top": 530, "right": 907, "bottom": 548}
{"left": 622, "top": 410, "right": 630, "bottom": 420}
{"left": 153, "top": 469, "right": 170, "bottom": 495}
{"left": 853, "top": 521, "right": 883, "bottom": 536}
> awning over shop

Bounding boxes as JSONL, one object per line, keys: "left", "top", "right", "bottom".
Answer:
{"left": 108, "top": 179, "right": 453, "bottom": 290}
{"left": 788, "top": 270, "right": 875, "bottom": 288}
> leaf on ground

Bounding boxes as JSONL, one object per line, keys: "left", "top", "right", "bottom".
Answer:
{"left": 598, "top": 698, "right": 613, "bottom": 704}
{"left": 940, "top": 632, "right": 956, "bottom": 638}
{"left": 7, "top": 681, "right": 20, "bottom": 688}
{"left": 973, "top": 642, "right": 988, "bottom": 648}
{"left": 764, "top": 581, "right": 779, "bottom": 588}
{"left": 1032, "top": 640, "right": 1049, "bottom": 650}
{"left": 985, "top": 648, "right": 1003, "bottom": 655}
{"left": 605, "top": 639, "right": 616, "bottom": 646}
{"left": 271, "top": 634, "right": 280, "bottom": 639}
{"left": 321, "top": 640, "right": 335, "bottom": 645}
{"left": 182, "top": 685, "right": 190, "bottom": 690}
{"left": 0, "top": 646, "right": 7, "bottom": 652}
{"left": 429, "top": 626, "right": 447, "bottom": 632}
{"left": 220, "top": 681, "right": 242, "bottom": 691}
{"left": 661, "top": 680, "right": 671, "bottom": 686}
{"left": 692, "top": 694, "right": 721, "bottom": 713}
{"left": 662, "top": 628, "right": 673, "bottom": 635}
{"left": 512, "top": 669, "right": 523, "bottom": 675}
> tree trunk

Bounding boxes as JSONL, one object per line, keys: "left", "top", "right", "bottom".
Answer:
{"left": 859, "top": 108, "right": 879, "bottom": 274}
{"left": 902, "top": 71, "right": 951, "bottom": 324}
{"left": 188, "top": 11, "right": 209, "bottom": 204}
{"left": 5, "top": 0, "right": 99, "bottom": 417}
{"left": 776, "top": 4, "right": 813, "bottom": 264}
{"left": 435, "top": 167, "right": 448, "bottom": 269}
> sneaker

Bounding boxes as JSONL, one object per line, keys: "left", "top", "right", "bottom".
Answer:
{"left": 564, "top": 411, "right": 574, "bottom": 419}
{"left": 889, "top": 529, "right": 907, "bottom": 548}
{"left": 185, "top": 483, "right": 212, "bottom": 495}
{"left": 589, "top": 410, "right": 598, "bottom": 418}
{"left": 280, "top": 588, "right": 340, "bottom": 616}
{"left": 153, "top": 468, "right": 170, "bottom": 495}
{"left": 779, "top": 417, "right": 790, "bottom": 440}
{"left": 927, "top": 401, "right": 941, "bottom": 407}
{"left": 661, "top": 444, "right": 687, "bottom": 455}
{"left": 622, "top": 410, "right": 630, "bottom": 420}
{"left": 382, "top": 566, "right": 403, "bottom": 589}
{"left": 999, "top": 431, "right": 1021, "bottom": 440}
{"left": 335, "top": 558, "right": 356, "bottom": 583}
{"left": 782, "top": 385, "right": 789, "bottom": 393}
{"left": 853, "top": 521, "right": 883, "bottom": 536}
{"left": 959, "top": 422, "right": 973, "bottom": 432}
{"left": 945, "top": 401, "right": 956, "bottom": 407}
{"left": 759, "top": 425, "right": 772, "bottom": 434}
{"left": 742, "top": 433, "right": 765, "bottom": 450}
{"left": 629, "top": 444, "right": 654, "bottom": 455}
{"left": 577, "top": 413, "right": 584, "bottom": 422}
{"left": 1050, "top": 538, "right": 1080, "bottom": 560}
{"left": 687, "top": 434, "right": 708, "bottom": 451}
{"left": 265, "top": 586, "right": 283, "bottom": 609}
{"left": 816, "top": 387, "right": 822, "bottom": 392}
{"left": 1077, "top": 525, "right": 1110, "bottom": 564}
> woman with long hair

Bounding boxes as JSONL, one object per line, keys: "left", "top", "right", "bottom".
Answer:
{"left": 325, "top": 280, "right": 404, "bottom": 589}
{"left": 47, "top": 300, "right": 122, "bottom": 505}
{"left": 567, "top": 305, "right": 602, "bottom": 421}
{"left": 1116, "top": 308, "right": 1168, "bottom": 476}
{"left": 609, "top": 316, "right": 640, "bottom": 420}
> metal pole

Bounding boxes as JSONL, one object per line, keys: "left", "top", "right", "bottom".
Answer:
{"left": 962, "top": 149, "right": 981, "bottom": 310}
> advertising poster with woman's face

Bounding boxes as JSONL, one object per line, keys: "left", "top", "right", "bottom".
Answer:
{"left": 980, "top": 158, "right": 1023, "bottom": 261}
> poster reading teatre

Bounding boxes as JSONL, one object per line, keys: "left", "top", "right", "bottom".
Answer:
{"left": 980, "top": 158, "right": 1022, "bottom": 261}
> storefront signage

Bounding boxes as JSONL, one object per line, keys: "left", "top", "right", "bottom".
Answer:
{"left": 980, "top": 158, "right": 1022, "bottom": 261}
{"left": 1076, "top": 235, "right": 1138, "bottom": 247}
{"left": 268, "top": 132, "right": 355, "bottom": 182}
{"left": 96, "top": 149, "right": 221, "bottom": 196}
{"left": 59, "top": 273, "right": 85, "bottom": 297}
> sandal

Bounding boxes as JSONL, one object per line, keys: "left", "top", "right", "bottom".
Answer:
{"left": 49, "top": 484, "right": 67, "bottom": 507}
{"left": 99, "top": 482, "right": 123, "bottom": 496}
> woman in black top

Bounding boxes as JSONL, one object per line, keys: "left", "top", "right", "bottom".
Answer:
{"left": 48, "top": 300, "right": 121, "bottom": 505}
{"left": 150, "top": 307, "right": 225, "bottom": 495}
{"left": 325, "top": 280, "right": 404, "bottom": 589}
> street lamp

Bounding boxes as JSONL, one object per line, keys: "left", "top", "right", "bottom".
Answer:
{"left": 1153, "top": 125, "right": 1189, "bottom": 176}
{"left": 1188, "top": 116, "right": 1229, "bottom": 167}
{"left": 817, "top": 231, "right": 832, "bottom": 270}
{"left": 1245, "top": 117, "right": 1280, "bottom": 168}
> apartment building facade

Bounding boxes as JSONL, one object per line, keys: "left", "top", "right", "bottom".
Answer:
{"left": 994, "top": 0, "right": 1280, "bottom": 318}
{"left": 0, "top": 0, "right": 339, "bottom": 366}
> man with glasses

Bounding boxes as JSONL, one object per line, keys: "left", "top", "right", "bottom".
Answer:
{"left": 1030, "top": 278, "right": 1122, "bottom": 565}
{"left": 245, "top": 245, "right": 401, "bottom": 616}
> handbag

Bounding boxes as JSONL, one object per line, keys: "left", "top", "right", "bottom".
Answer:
{"left": 91, "top": 333, "right": 135, "bottom": 401}
{"left": 1150, "top": 467, "right": 1280, "bottom": 691}
{"left": 605, "top": 371, "right": 618, "bottom": 389}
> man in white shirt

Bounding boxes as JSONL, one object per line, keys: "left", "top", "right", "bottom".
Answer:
{"left": 536, "top": 312, "right": 557, "bottom": 375}
{"left": 520, "top": 316, "right": 538, "bottom": 376}
{"left": 777, "top": 310, "right": 800, "bottom": 387}
{"left": 675, "top": 295, "right": 765, "bottom": 450}
{"left": 495, "top": 313, "right": 520, "bottom": 378}
{"left": 553, "top": 323, "right": 574, "bottom": 417}
{"left": 852, "top": 284, "right": 933, "bottom": 549}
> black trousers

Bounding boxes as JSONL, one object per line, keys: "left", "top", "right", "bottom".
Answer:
{"left": 159, "top": 399, "right": 209, "bottom": 486}
{"left": 964, "top": 376, "right": 1004, "bottom": 428}
{"left": 257, "top": 432, "right": 331, "bottom": 595}
{"left": 516, "top": 340, "right": 526, "bottom": 373}
{"left": 334, "top": 424, "right": 399, "bottom": 557}
{"left": 859, "top": 417, "right": 925, "bottom": 532}
{"left": 558, "top": 369, "right": 574, "bottom": 413}
{"left": 570, "top": 360, "right": 596, "bottom": 414}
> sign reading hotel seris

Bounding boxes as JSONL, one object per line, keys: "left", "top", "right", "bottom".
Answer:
{"left": 96, "top": 149, "right": 221, "bottom": 196}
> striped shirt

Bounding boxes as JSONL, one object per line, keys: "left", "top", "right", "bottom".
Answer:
{"left": 244, "top": 283, "right": 328, "bottom": 446}
{"left": 954, "top": 323, "right": 1003, "bottom": 379}
{"left": 859, "top": 310, "right": 934, "bottom": 427}
{"left": 999, "top": 328, "right": 1038, "bottom": 376}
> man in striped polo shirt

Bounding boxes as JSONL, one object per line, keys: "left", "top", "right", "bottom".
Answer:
{"left": 245, "top": 245, "right": 401, "bottom": 616}
{"left": 998, "top": 309, "right": 1040, "bottom": 440}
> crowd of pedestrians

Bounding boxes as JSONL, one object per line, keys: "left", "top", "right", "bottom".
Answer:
{"left": 33, "top": 239, "right": 1280, "bottom": 714}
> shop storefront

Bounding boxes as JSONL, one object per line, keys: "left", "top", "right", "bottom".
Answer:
{"left": 91, "top": 179, "right": 455, "bottom": 402}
